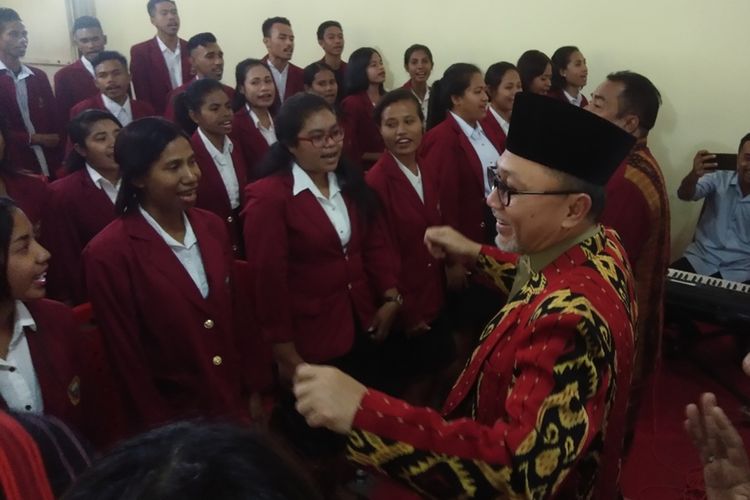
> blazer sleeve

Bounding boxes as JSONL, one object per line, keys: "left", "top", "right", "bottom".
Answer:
{"left": 242, "top": 184, "right": 294, "bottom": 345}
{"left": 40, "top": 188, "right": 85, "bottom": 303}
{"left": 341, "top": 98, "right": 363, "bottom": 164}
{"left": 474, "top": 246, "right": 518, "bottom": 295}
{"left": 83, "top": 242, "right": 173, "bottom": 430}
{"left": 346, "top": 303, "right": 615, "bottom": 499}
{"left": 420, "top": 135, "right": 463, "bottom": 233}
{"left": 129, "top": 46, "right": 152, "bottom": 107}
{"left": 361, "top": 210, "right": 399, "bottom": 297}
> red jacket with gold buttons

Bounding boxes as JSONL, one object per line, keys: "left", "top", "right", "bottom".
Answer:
{"left": 242, "top": 170, "right": 397, "bottom": 363}
{"left": 190, "top": 131, "right": 248, "bottom": 258}
{"left": 83, "top": 208, "right": 247, "bottom": 437}
{"left": 420, "top": 113, "right": 496, "bottom": 243}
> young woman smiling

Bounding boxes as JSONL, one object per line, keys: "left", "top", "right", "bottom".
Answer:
{"left": 402, "top": 44, "right": 434, "bottom": 123}
{"left": 549, "top": 45, "right": 589, "bottom": 106}
{"left": 175, "top": 78, "right": 248, "bottom": 257}
{"left": 42, "top": 110, "right": 121, "bottom": 305}
{"left": 83, "top": 118, "right": 249, "bottom": 437}
{"left": 480, "top": 62, "right": 522, "bottom": 153}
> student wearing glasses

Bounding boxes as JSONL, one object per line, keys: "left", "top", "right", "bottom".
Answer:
{"left": 242, "top": 93, "right": 399, "bottom": 492}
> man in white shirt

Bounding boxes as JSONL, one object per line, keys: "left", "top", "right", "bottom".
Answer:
{"left": 54, "top": 16, "right": 107, "bottom": 119}
{"left": 70, "top": 51, "right": 155, "bottom": 124}
{"left": 262, "top": 17, "right": 304, "bottom": 108}
{"left": 130, "top": 0, "right": 189, "bottom": 114}
{"left": 0, "top": 8, "right": 60, "bottom": 176}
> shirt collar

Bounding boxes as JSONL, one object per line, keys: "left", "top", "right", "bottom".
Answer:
{"left": 527, "top": 224, "right": 601, "bottom": 273}
{"left": 85, "top": 163, "right": 120, "bottom": 188}
{"left": 563, "top": 89, "right": 583, "bottom": 106}
{"left": 80, "top": 56, "right": 95, "bottom": 77}
{"left": 155, "top": 36, "right": 180, "bottom": 56}
{"left": 0, "top": 59, "right": 33, "bottom": 80}
{"left": 450, "top": 111, "right": 485, "bottom": 141}
{"left": 291, "top": 163, "right": 340, "bottom": 199}
{"left": 488, "top": 106, "right": 510, "bottom": 132}
{"left": 101, "top": 93, "right": 132, "bottom": 114}
{"left": 391, "top": 153, "right": 420, "bottom": 178}
{"left": 267, "top": 59, "right": 288, "bottom": 75}
{"left": 11, "top": 301, "right": 36, "bottom": 348}
{"left": 139, "top": 206, "right": 196, "bottom": 249}
{"left": 197, "top": 128, "right": 233, "bottom": 160}
{"left": 247, "top": 105, "right": 274, "bottom": 131}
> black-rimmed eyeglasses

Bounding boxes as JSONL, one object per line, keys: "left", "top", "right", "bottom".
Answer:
{"left": 490, "top": 170, "right": 582, "bottom": 207}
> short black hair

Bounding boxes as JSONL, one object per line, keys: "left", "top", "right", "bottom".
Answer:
{"left": 316, "top": 20, "right": 341, "bottom": 41}
{"left": 606, "top": 71, "right": 661, "bottom": 134}
{"left": 91, "top": 50, "right": 127, "bottom": 71}
{"left": 403, "top": 44, "right": 433, "bottom": 67}
{"left": 186, "top": 32, "right": 217, "bottom": 54}
{"left": 0, "top": 8, "right": 21, "bottom": 33}
{"left": 373, "top": 88, "right": 424, "bottom": 126}
{"left": 66, "top": 109, "right": 122, "bottom": 173}
{"left": 147, "top": 0, "right": 176, "bottom": 17}
{"left": 72, "top": 15, "right": 102, "bottom": 34}
{"left": 485, "top": 62, "right": 518, "bottom": 94}
{"left": 738, "top": 133, "right": 750, "bottom": 153}
{"left": 61, "top": 421, "right": 321, "bottom": 500}
{"left": 262, "top": 16, "right": 290, "bottom": 38}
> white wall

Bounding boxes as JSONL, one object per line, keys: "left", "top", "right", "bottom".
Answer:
{"left": 14, "top": 0, "right": 750, "bottom": 256}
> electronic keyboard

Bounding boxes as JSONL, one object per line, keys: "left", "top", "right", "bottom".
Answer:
{"left": 666, "top": 268, "right": 750, "bottom": 321}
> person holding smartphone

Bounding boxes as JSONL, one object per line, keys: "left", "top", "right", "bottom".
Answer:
{"left": 673, "top": 134, "right": 750, "bottom": 284}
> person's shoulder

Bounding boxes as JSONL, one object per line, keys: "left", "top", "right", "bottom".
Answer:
{"left": 86, "top": 216, "right": 128, "bottom": 253}
{"left": 245, "top": 173, "right": 293, "bottom": 205}
{"left": 50, "top": 169, "right": 86, "bottom": 194}
{"left": 26, "top": 298, "right": 74, "bottom": 325}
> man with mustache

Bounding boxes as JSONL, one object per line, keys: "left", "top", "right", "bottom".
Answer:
{"left": 69, "top": 51, "right": 155, "bottom": 126}
{"left": 130, "top": 0, "right": 191, "bottom": 114}
{"left": 261, "top": 17, "right": 304, "bottom": 111}
{"left": 163, "top": 32, "right": 235, "bottom": 122}
{"left": 293, "top": 93, "right": 639, "bottom": 499}
{"left": 55, "top": 16, "right": 108, "bottom": 121}
{"left": 0, "top": 8, "right": 60, "bottom": 177}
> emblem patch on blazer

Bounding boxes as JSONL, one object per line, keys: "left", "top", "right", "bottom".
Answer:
{"left": 68, "top": 376, "right": 81, "bottom": 406}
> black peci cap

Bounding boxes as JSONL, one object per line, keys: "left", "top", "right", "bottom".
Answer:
{"left": 506, "top": 93, "right": 636, "bottom": 186}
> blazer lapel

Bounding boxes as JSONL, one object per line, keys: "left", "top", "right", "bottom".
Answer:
{"left": 149, "top": 38, "right": 172, "bottom": 92}
{"left": 125, "top": 212, "right": 211, "bottom": 313}
{"left": 449, "top": 115, "right": 485, "bottom": 192}
{"left": 25, "top": 324, "right": 67, "bottom": 413}
{"left": 382, "top": 154, "right": 431, "bottom": 226}
{"left": 188, "top": 210, "right": 229, "bottom": 304}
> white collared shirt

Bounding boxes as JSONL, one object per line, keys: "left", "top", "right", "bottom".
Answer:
{"left": 267, "top": 60, "right": 289, "bottom": 102}
{"left": 86, "top": 163, "right": 121, "bottom": 204}
{"left": 450, "top": 111, "right": 500, "bottom": 197}
{"left": 292, "top": 163, "right": 351, "bottom": 248}
{"left": 0, "top": 60, "right": 48, "bottom": 175}
{"left": 563, "top": 89, "right": 584, "bottom": 107}
{"left": 393, "top": 154, "right": 424, "bottom": 203}
{"left": 411, "top": 86, "right": 430, "bottom": 124}
{"left": 247, "top": 105, "right": 277, "bottom": 146}
{"left": 139, "top": 207, "right": 209, "bottom": 298}
{"left": 488, "top": 106, "right": 510, "bottom": 136}
{"left": 156, "top": 36, "right": 183, "bottom": 89}
{"left": 101, "top": 94, "right": 134, "bottom": 126}
{"left": 0, "top": 301, "right": 43, "bottom": 413}
{"left": 197, "top": 128, "right": 240, "bottom": 209}
{"left": 80, "top": 56, "right": 95, "bottom": 78}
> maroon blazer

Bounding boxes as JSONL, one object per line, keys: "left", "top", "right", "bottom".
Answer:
{"left": 340, "top": 91, "right": 384, "bottom": 168}
{"left": 1, "top": 171, "right": 49, "bottom": 227}
{"left": 130, "top": 37, "right": 191, "bottom": 114}
{"left": 12, "top": 299, "right": 85, "bottom": 437}
{"left": 230, "top": 108, "right": 271, "bottom": 181}
{"left": 547, "top": 88, "right": 589, "bottom": 107}
{"left": 242, "top": 172, "right": 397, "bottom": 363}
{"left": 41, "top": 169, "right": 116, "bottom": 305}
{"left": 0, "top": 66, "right": 62, "bottom": 175}
{"left": 420, "top": 113, "right": 496, "bottom": 243}
{"left": 54, "top": 59, "right": 98, "bottom": 120}
{"left": 366, "top": 153, "right": 444, "bottom": 328}
{"left": 83, "top": 208, "right": 247, "bottom": 436}
{"left": 480, "top": 109, "right": 507, "bottom": 153}
{"left": 163, "top": 80, "right": 236, "bottom": 122}
{"left": 69, "top": 93, "right": 156, "bottom": 120}
{"left": 261, "top": 57, "right": 304, "bottom": 112}
{"left": 190, "top": 131, "right": 248, "bottom": 256}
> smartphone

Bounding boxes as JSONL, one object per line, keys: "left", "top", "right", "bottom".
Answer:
{"left": 712, "top": 153, "right": 737, "bottom": 171}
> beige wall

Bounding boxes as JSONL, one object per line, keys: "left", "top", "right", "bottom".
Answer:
{"left": 13, "top": 0, "right": 750, "bottom": 256}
